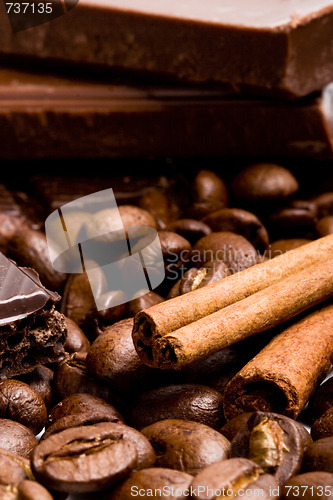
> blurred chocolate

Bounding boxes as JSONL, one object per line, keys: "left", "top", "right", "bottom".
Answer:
{"left": 1, "top": 68, "right": 333, "bottom": 160}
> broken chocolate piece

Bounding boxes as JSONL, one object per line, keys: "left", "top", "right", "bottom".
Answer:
{"left": 0, "top": 252, "right": 67, "bottom": 378}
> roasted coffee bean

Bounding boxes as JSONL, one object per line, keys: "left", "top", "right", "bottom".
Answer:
{"left": 312, "top": 192, "right": 333, "bottom": 218}
{"left": 0, "top": 379, "right": 47, "bottom": 435}
{"left": 220, "top": 413, "right": 256, "bottom": 441}
{"left": 63, "top": 316, "right": 90, "bottom": 354}
{"left": 231, "top": 163, "right": 299, "bottom": 205}
{"left": 127, "top": 384, "right": 224, "bottom": 430}
{"left": 84, "top": 205, "right": 157, "bottom": 243}
{"left": 32, "top": 423, "right": 138, "bottom": 493}
{"left": 202, "top": 207, "right": 269, "bottom": 253}
{"left": 44, "top": 419, "right": 156, "bottom": 471}
{"left": 230, "top": 411, "right": 307, "bottom": 485}
{"left": 165, "top": 219, "right": 212, "bottom": 245}
{"left": 12, "top": 479, "right": 55, "bottom": 499}
{"left": 316, "top": 216, "right": 333, "bottom": 237}
{"left": 159, "top": 231, "right": 191, "bottom": 265}
{"left": 54, "top": 352, "right": 118, "bottom": 404}
{"left": 141, "top": 419, "right": 230, "bottom": 475}
{"left": 192, "top": 231, "right": 258, "bottom": 272}
{"left": 268, "top": 239, "right": 312, "bottom": 258}
{"left": 0, "top": 212, "right": 24, "bottom": 251}
{"left": 104, "top": 467, "right": 193, "bottom": 500}
{"left": 60, "top": 272, "right": 100, "bottom": 335}
{"left": 264, "top": 206, "right": 317, "bottom": 240}
{"left": 307, "top": 377, "right": 333, "bottom": 423}
{"left": 0, "top": 419, "right": 38, "bottom": 460}
{"left": 42, "top": 409, "right": 125, "bottom": 441}
{"left": 8, "top": 223, "right": 67, "bottom": 291}
{"left": 126, "top": 290, "right": 165, "bottom": 317}
{"left": 303, "top": 437, "right": 333, "bottom": 473}
{"left": 0, "top": 448, "right": 34, "bottom": 486}
{"left": 86, "top": 318, "right": 152, "bottom": 395}
{"left": 167, "top": 260, "right": 230, "bottom": 299}
{"left": 47, "top": 393, "right": 124, "bottom": 428}
{"left": 190, "top": 457, "right": 279, "bottom": 500}
{"left": 311, "top": 408, "right": 333, "bottom": 441}
{"left": 281, "top": 472, "right": 333, "bottom": 500}
{"left": 181, "top": 347, "right": 245, "bottom": 397}
{"left": 17, "top": 365, "right": 54, "bottom": 410}
{"left": 190, "top": 169, "right": 229, "bottom": 219}
{"left": 139, "top": 187, "right": 180, "bottom": 228}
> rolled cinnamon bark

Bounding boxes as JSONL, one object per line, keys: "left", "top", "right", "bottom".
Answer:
{"left": 132, "top": 234, "right": 333, "bottom": 364}
{"left": 223, "top": 303, "right": 333, "bottom": 420}
{"left": 147, "top": 257, "right": 333, "bottom": 369}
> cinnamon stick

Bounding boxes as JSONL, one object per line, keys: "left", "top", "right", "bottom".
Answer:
{"left": 132, "top": 234, "right": 333, "bottom": 364}
{"left": 223, "top": 302, "right": 333, "bottom": 420}
{"left": 145, "top": 257, "right": 333, "bottom": 369}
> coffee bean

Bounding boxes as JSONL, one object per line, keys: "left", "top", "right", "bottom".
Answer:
{"left": 190, "top": 169, "right": 229, "bottom": 218}
{"left": 0, "top": 419, "right": 38, "bottom": 460}
{"left": 86, "top": 318, "right": 152, "bottom": 395}
{"left": 303, "top": 437, "right": 333, "bottom": 473}
{"left": 230, "top": 411, "right": 307, "bottom": 485}
{"left": 42, "top": 409, "right": 124, "bottom": 441}
{"left": 192, "top": 231, "right": 258, "bottom": 272}
{"left": 127, "top": 384, "right": 224, "bottom": 430}
{"left": 141, "top": 419, "right": 230, "bottom": 475}
{"left": 47, "top": 393, "right": 124, "bottom": 428}
{"left": 202, "top": 207, "right": 269, "bottom": 253}
{"left": 167, "top": 260, "right": 230, "bottom": 299}
{"left": 44, "top": 418, "right": 155, "bottom": 472}
{"left": 316, "top": 216, "right": 333, "bottom": 237}
{"left": 139, "top": 187, "right": 180, "bottom": 228}
{"left": 0, "top": 447, "right": 34, "bottom": 486}
{"left": 63, "top": 316, "right": 90, "bottom": 354}
{"left": 104, "top": 467, "right": 193, "bottom": 500}
{"left": 311, "top": 408, "right": 333, "bottom": 441}
{"left": 84, "top": 205, "right": 157, "bottom": 245}
{"left": 54, "top": 352, "right": 118, "bottom": 404}
{"left": 166, "top": 218, "right": 212, "bottom": 245}
{"left": 17, "top": 365, "right": 54, "bottom": 410}
{"left": 14, "top": 479, "right": 55, "bottom": 499}
{"left": 60, "top": 272, "right": 99, "bottom": 335}
{"left": 32, "top": 422, "right": 138, "bottom": 493}
{"left": 312, "top": 192, "right": 333, "bottom": 218}
{"left": 307, "top": 377, "right": 333, "bottom": 423}
{"left": 8, "top": 224, "right": 67, "bottom": 291}
{"left": 220, "top": 413, "right": 256, "bottom": 441}
{"left": 231, "top": 163, "right": 299, "bottom": 205}
{"left": 281, "top": 472, "right": 333, "bottom": 500}
{"left": 264, "top": 206, "right": 317, "bottom": 240}
{"left": 126, "top": 290, "right": 164, "bottom": 317}
{"left": 0, "top": 379, "right": 47, "bottom": 435}
{"left": 268, "top": 239, "right": 312, "bottom": 258}
{"left": 0, "top": 212, "right": 24, "bottom": 252}
{"left": 190, "top": 457, "right": 279, "bottom": 500}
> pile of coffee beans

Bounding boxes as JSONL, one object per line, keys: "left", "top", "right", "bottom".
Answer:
{"left": 0, "top": 162, "right": 332, "bottom": 498}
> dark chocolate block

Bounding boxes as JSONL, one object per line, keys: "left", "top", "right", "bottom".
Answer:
{"left": 1, "top": 1, "right": 333, "bottom": 96}
{"left": 0, "top": 68, "right": 333, "bottom": 160}
{"left": 0, "top": 252, "right": 67, "bottom": 378}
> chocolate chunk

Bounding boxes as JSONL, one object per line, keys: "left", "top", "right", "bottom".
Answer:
{"left": 0, "top": 252, "right": 67, "bottom": 378}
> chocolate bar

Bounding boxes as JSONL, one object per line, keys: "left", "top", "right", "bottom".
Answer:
{"left": 0, "top": 252, "right": 67, "bottom": 378}
{"left": 1, "top": 1, "right": 333, "bottom": 96}
{"left": 1, "top": 68, "right": 333, "bottom": 160}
